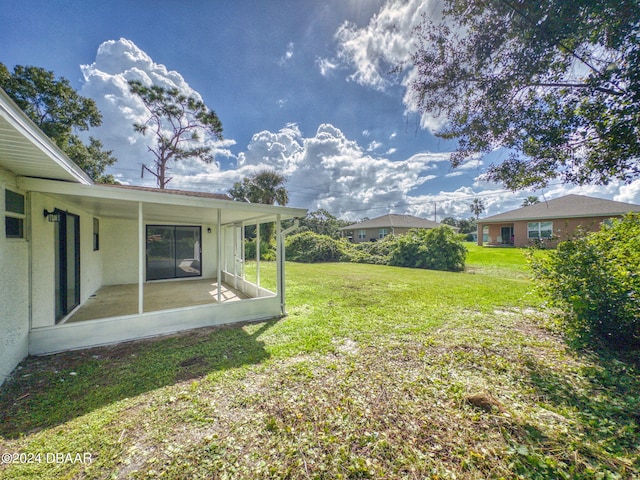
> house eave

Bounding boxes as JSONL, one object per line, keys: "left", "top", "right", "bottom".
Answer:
{"left": 0, "top": 89, "right": 93, "bottom": 185}
{"left": 478, "top": 211, "right": 637, "bottom": 224}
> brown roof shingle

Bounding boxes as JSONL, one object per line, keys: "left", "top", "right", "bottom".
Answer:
{"left": 480, "top": 194, "right": 640, "bottom": 223}
{"left": 100, "top": 184, "right": 232, "bottom": 201}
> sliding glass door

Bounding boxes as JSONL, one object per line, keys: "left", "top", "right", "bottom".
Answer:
{"left": 55, "top": 211, "right": 80, "bottom": 322}
{"left": 146, "top": 225, "right": 201, "bottom": 280}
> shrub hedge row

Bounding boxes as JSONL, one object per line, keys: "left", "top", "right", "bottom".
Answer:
{"left": 283, "top": 226, "right": 467, "bottom": 272}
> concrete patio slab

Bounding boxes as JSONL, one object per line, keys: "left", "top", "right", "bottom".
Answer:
{"left": 65, "top": 278, "right": 248, "bottom": 323}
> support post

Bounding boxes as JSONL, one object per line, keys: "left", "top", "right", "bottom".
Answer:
{"left": 276, "top": 215, "right": 283, "bottom": 314}
{"left": 278, "top": 219, "right": 299, "bottom": 316}
{"left": 217, "top": 209, "right": 222, "bottom": 304}
{"left": 138, "top": 202, "right": 144, "bottom": 314}
{"left": 241, "top": 223, "right": 245, "bottom": 280}
{"left": 256, "top": 222, "right": 261, "bottom": 291}
{"left": 233, "top": 224, "right": 238, "bottom": 289}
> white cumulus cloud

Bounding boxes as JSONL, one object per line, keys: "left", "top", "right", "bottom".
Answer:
{"left": 332, "top": 0, "right": 437, "bottom": 90}
{"left": 80, "top": 38, "right": 233, "bottom": 185}
{"left": 329, "top": 0, "right": 448, "bottom": 130}
{"left": 220, "top": 123, "right": 447, "bottom": 219}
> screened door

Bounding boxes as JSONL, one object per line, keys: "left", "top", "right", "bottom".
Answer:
{"left": 55, "top": 211, "right": 80, "bottom": 322}
{"left": 146, "top": 225, "right": 201, "bottom": 280}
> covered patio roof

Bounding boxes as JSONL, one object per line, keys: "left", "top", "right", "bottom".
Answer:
{"left": 17, "top": 177, "right": 306, "bottom": 225}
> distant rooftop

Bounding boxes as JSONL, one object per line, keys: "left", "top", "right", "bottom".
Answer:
{"left": 480, "top": 194, "right": 640, "bottom": 223}
{"left": 341, "top": 213, "right": 453, "bottom": 230}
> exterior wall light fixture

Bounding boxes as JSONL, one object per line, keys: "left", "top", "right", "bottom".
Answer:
{"left": 43, "top": 209, "right": 61, "bottom": 222}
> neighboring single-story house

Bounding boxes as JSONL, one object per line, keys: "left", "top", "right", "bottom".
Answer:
{"left": 340, "top": 214, "right": 457, "bottom": 243}
{"left": 477, "top": 194, "right": 640, "bottom": 248}
{"left": 0, "top": 89, "right": 306, "bottom": 386}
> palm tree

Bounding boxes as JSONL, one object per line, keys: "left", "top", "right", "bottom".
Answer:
{"left": 228, "top": 169, "right": 289, "bottom": 244}
{"left": 228, "top": 170, "right": 288, "bottom": 206}
{"left": 248, "top": 170, "right": 288, "bottom": 205}
{"left": 470, "top": 198, "right": 486, "bottom": 220}
{"left": 521, "top": 196, "right": 540, "bottom": 207}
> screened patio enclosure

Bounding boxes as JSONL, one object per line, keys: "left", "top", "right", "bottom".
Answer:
{"left": 18, "top": 178, "right": 306, "bottom": 355}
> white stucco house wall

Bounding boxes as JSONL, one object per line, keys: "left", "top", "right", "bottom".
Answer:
{"left": 0, "top": 89, "right": 306, "bottom": 386}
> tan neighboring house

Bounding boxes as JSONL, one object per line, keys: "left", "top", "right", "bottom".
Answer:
{"left": 340, "top": 214, "right": 456, "bottom": 243}
{"left": 477, "top": 194, "right": 640, "bottom": 248}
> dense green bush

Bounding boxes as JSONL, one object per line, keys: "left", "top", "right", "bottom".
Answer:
{"left": 285, "top": 228, "right": 467, "bottom": 272}
{"left": 285, "top": 231, "right": 348, "bottom": 263}
{"left": 389, "top": 227, "right": 467, "bottom": 271}
{"left": 530, "top": 213, "right": 640, "bottom": 349}
{"left": 348, "top": 235, "right": 396, "bottom": 265}
{"left": 244, "top": 240, "right": 276, "bottom": 261}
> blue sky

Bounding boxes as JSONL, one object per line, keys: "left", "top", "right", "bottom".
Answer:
{"left": 2, "top": 0, "right": 639, "bottom": 220}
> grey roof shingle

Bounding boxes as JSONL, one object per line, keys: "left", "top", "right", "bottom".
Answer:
{"left": 480, "top": 194, "right": 640, "bottom": 223}
{"left": 340, "top": 214, "right": 450, "bottom": 230}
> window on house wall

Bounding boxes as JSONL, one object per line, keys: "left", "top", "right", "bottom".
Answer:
{"left": 379, "top": 228, "right": 389, "bottom": 239}
{"left": 358, "top": 229, "right": 366, "bottom": 239}
{"left": 527, "top": 221, "right": 553, "bottom": 239}
{"left": 5, "top": 189, "right": 25, "bottom": 239}
{"left": 93, "top": 218, "right": 99, "bottom": 251}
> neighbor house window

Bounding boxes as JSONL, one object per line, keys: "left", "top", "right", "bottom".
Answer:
{"left": 379, "top": 228, "right": 389, "bottom": 239}
{"left": 5, "top": 189, "right": 25, "bottom": 239}
{"left": 93, "top": 218, "right": 100, "bottom": 251}
{"left": 527, "top": 221, "right": 553, "bottom": 239}
{"left": 358, "top": 229, "right": 366, "bottom": 240}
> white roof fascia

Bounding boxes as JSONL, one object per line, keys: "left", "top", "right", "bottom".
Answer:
{"left": 0, "top": 89, "right": 93, "bottom": 185}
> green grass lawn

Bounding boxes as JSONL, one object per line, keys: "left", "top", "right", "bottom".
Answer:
{"left": 1, "top": 249, "right": 638, "bottom": 479}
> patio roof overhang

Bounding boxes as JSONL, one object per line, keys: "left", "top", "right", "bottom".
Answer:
{"left": 17, "top": 177, "right": 307, "bottom": 224}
